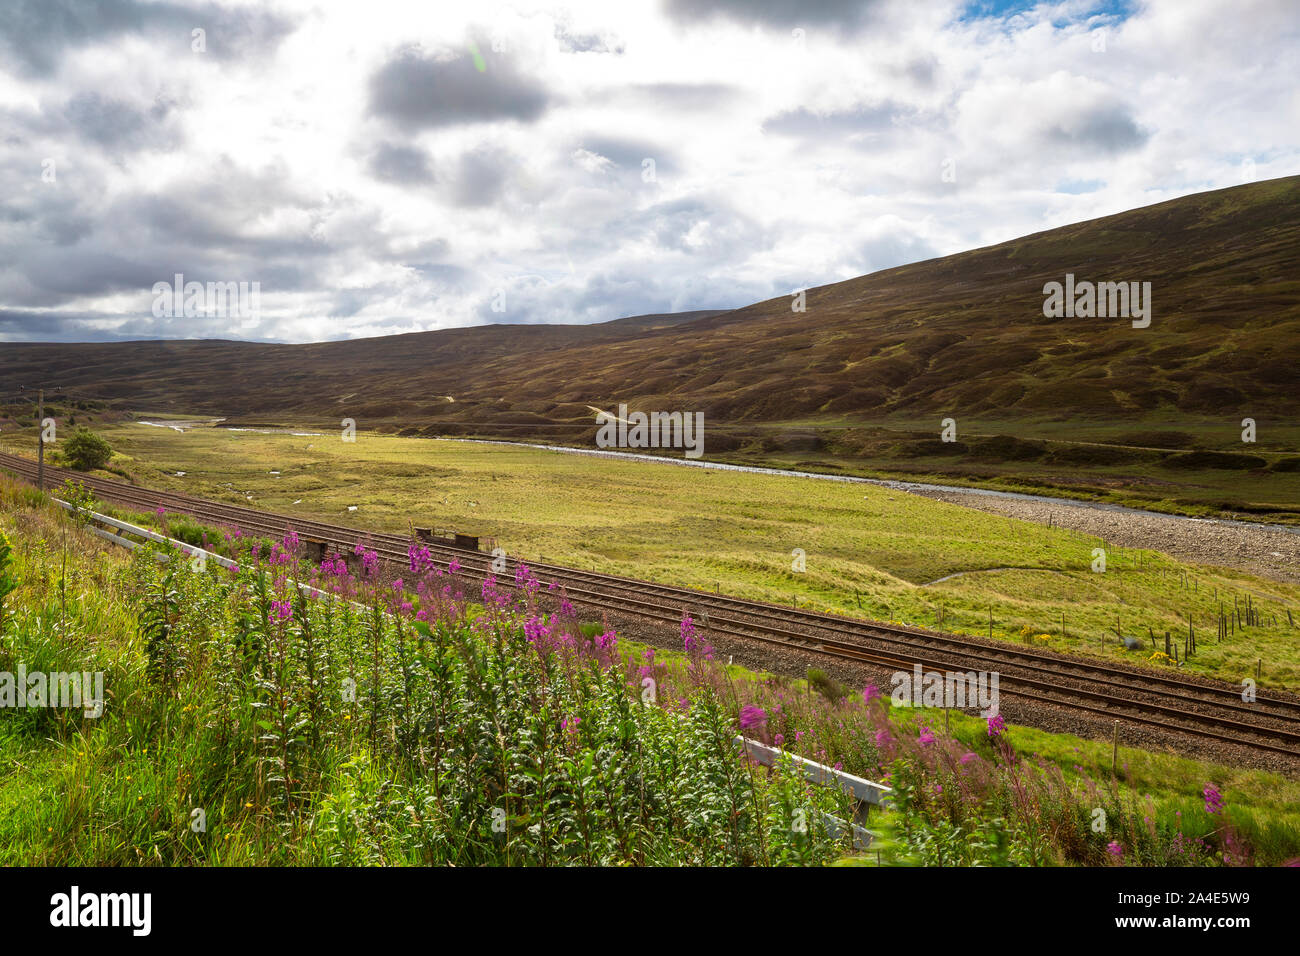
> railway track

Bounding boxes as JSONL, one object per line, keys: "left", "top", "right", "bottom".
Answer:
{"left": 3, "top": 448, "right": 1298, "bottom": 760}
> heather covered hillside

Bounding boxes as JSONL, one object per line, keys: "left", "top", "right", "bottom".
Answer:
{"left": 3, "top": 178, "right": 1297, "bottom": 435}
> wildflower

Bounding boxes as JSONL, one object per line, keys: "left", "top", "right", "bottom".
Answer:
{"left": 1203, "top": 785, "right": 1225, "bottom": 815}
{"left": 155, "top": 506, "right": 166, "bottom": 517}
{"left": 283, "top": 530, "right": 299, "bottom": 551}
{"left": 392, "top": 578, "right": 404, "bottom": 592}
{"left": 739, "top": 705, "right": 768, "bottom": 731}
{"left": 773, "top": 733, "right": 785, "bottom": 748}
{"left": 681, "top": 614, "right": 697, "bottom": 653}
{"left": 918, "top": 726, "right": 936, "bottom": 747}
{"left": 595, "top": 630, "right": 617, "bottom": 651}
{"left": 862, "top": 684, "right": 880, "bottom": 703}
{"left": 987, "top": 713, "right": 1007, "bottom": 737}
{"left": 1106, "top": 841, "right": 1123, "bottom": 859}
{"left": 448, "top": 557, "right": 461, "bottom": 574}
{"left": 523, "top": 615, "right": 550, "bottom": 645}
{"left": 561, "top": 715, "right": 581, "bottom": 734}
{"left": 268, "top": 599, "right": 292, "bottom": 623}
{"left": 959, "top": 752, "right": 977, "bottom": 765}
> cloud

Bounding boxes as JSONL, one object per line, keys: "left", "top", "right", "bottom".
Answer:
{"left": 614, "top": 83, "right": 740, "bottom": 110}
{"left": 554, "top": 24, "right": 625, "bottom": 54}
{"left": 0, "top": 0, "right": 296, "bottom": 78}
{"left": 1042, "top": 102, "right": 1147, "bottom": 153}
{"left": 0, "top": 0, "right": 1295, "bottom": 343}
{"left": 761, "top": 103, "right": 908, "bottom": 137}
{"left": 368, "top": 46, "right": 550, "bottom": 128}
{"left": 448, "top": 145, "right": 514, "bottom": 206}
{"left": 62, "top": 91, "right": 183, "bottom": 154}
{"left": 661, "top": 0, "right": 892, "bottom": 30}
{"left": 369, "top": 143, "right": 436, "bottom": 185}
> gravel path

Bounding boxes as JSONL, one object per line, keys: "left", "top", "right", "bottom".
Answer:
{"left": 904, "top": 488, "right": 1300, "bottom": 585}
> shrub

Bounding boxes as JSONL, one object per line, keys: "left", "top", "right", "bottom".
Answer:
{"left": 61, "top": 427, "right": 113, "bottom": 471}
{"left": 1161, "top": 451, "right": 1267, "bottom": 470}
{"left": 806, "top": 667, "right": 847, "bottom": 703}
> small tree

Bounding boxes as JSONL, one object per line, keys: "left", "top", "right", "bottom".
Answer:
{"left": 62, "top": 427, "right": 113, "bottom": 471}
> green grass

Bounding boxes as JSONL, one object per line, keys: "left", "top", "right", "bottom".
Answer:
{"left": 2, "top": 487, "right": 1297, "bottom": 866}
{"left": 7, "top": 420, "right": 1298, "bottom": 690}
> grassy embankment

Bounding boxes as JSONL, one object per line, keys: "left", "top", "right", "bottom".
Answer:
{"left": 1, "top": 478, "right": 1298, "bottom": 865}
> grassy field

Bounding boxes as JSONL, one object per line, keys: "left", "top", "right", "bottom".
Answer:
{"left": 1, "top": 487, "right": 1297, "bottom": 865}
{"left": 9, "top": 418, "right": 1300, "bottom": 690}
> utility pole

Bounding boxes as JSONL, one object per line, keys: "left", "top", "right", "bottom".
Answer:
{"left": 37, "top": 388, "right": 45, "bottom": 490}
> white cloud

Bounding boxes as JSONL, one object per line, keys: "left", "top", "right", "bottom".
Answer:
{"left": 0, "top": 0, "right": 1297, "bottom": 342}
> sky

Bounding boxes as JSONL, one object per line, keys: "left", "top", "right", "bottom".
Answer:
{"left": 0, "top": 0, "right": 1296, "bottom": 343}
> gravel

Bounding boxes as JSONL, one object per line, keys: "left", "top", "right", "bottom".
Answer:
{"left": 903, "top": 488, "right": 1300, "bottom": 585}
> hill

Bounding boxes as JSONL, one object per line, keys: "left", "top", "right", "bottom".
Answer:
{"left": 3, "top": 178, "right": 1298, "bottom": 441}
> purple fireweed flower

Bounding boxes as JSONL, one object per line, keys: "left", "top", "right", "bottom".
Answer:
{"left": 918, "top": 726, "right": 936, "bottom": 747}
{"left": 514, "top": 563, "right": 539, "bottom": 592}
{"left": 773, "top": 733, "right": 785, "bottom": 748}
{"left": 283, "top": 530, "right": 299, "bottom": 551}
{"left": 1203, "top": 785, "right": 1225, "bottom": 815}
{"left": 862, "top": 684, "right": 881, "bottom": 703}
{"left": 448, "top": 557, "right": 461, "bottom": 575}
{"left": 408, "top": 543, "right": 433, "bottom": 575}
{"left": 523, "top": 615, "right": 550, "bottom": 645}
{"left": 155, "top": 506, "right": 166, "bottom": 517}
{"left": 595, "top": 630, "right": 617, "bottom": 651}
{"left": 559, "top": 598, "right": 574, "bottom": 615}
{"left": 739, "top": 705, "right": 768, "bottom": 731}
{"left": 562, "top": 715, "right": 581, "bottom": 734}
{"left": 681, "top": 615, "right": 698, "bottom": 653}
{"left": 360, "top": 549, "right": 379, "bottom": 577}
{"left": 959, "top": 752, "right": 977, "bottom": 765}
{"left": 392, "top": 578, "right": 404, "bottom": 592}
{"left": 987, "top": 713, "right": 1007, "bottom": 737}
{"left": 1106, "top": 841, "right": 1123, "bottom": 859}
{"left": 268, "top": 599, "right": 292, "bottom": 623}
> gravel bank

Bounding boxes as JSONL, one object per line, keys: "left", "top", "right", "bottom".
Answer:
{"left": 904, "top": 488, "right": 1300, "bottom": 585}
